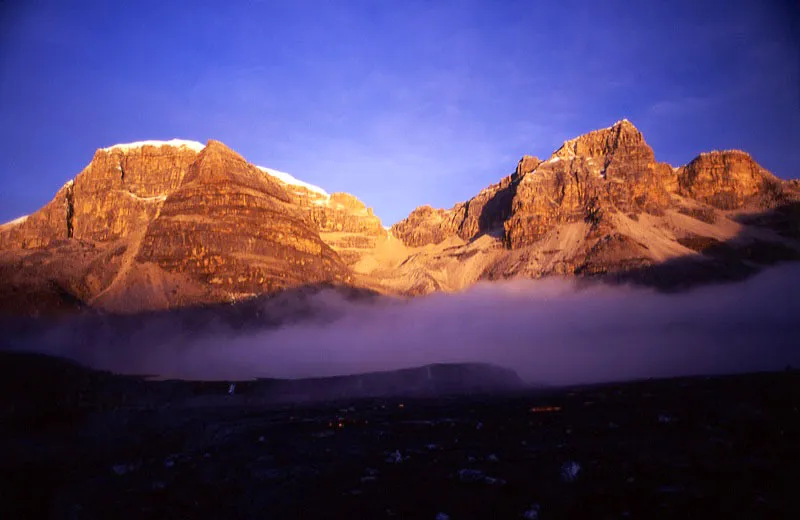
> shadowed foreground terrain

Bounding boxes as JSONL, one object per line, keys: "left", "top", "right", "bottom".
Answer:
{"left": 1, "top": 353, "right": 798, "bottom": 519}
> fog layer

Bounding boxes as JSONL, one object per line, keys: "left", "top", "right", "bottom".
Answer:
{"left": 6, "top": 264, "right": 800, "bottom": 385}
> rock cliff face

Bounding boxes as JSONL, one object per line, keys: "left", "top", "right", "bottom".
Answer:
{"left": 0, "top": 181, "right": 75, "bottom": 249}
{"left": 311, "top": 193, "right": 387, "bottom": 264}
{"left": 390, "top": 156, "right": 542, "bottom": 247}
{"left": 676, "top": 150, "right": 785, "bottom": 210}
{"left": 0, "top": 141, "right": 201, "bottom": 249}
{"left": 134, "top": 141, "right": 351, "bottom": 299}
{"left": 1, "top": 121, "right": 798, "bottom": 315}
{"left": 386, "top": 119, "right": 798, "bottom": 294}
{"left": 390, "top": 120, "right": 681, "bottom": 249}
{"left": 0, "top": 140, "right": 360, "bottom": 313}
{"left": 390, "top": 205, "right": 462, "bottom": 247}
{"left": 505, "top": 120, "right": 673, "bottom": 248}
{"left": 393, "top": 120, "right": 795, "bottom": 252}
{"left": 255, "top": 167, "right": 387, "bottom": 264}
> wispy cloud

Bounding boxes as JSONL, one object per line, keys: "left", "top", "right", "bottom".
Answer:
{"left": 648, "top": 97, "right": 714, "bottom": 117}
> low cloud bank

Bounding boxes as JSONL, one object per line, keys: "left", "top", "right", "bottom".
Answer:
{"left": 6, "top": 264, "right": 800, "bottom": 385}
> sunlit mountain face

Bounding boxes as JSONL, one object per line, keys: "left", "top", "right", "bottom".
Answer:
{"left": 0, "top": 2, "right": 798, "bottom": 519}
{"left": 1, "top": 121, "right": 797, "bottom": 316}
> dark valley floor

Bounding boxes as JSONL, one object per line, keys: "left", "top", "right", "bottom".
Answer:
{"left": 1, "top": 356, "right": 798, "bottom": 519}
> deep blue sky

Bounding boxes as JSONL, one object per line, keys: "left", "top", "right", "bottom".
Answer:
{"left": 1, "top": 0, "right": 797, "bottom": 225}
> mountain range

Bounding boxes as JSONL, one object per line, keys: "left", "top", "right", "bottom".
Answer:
{"left": 1, "top": 120, "right": 798, "bottom": 315}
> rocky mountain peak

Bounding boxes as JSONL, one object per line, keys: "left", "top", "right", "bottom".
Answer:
{"left": 552, "top": 118, "right": 653, "bottom": 164}
{"left": 612, "top": 118, "right": 635, "bottom": 129}
{"left": 500, "top": 119, "right": 675, "bottom": 248}
{"left": 2, "top": 123, "right": 798, "bottom": 315}
{"left": 391, "top": 120, "right": 667, "bottom": 249}
{"left": 516, "top": 155, "right": 540, "bottom": 175}
{"left": 201, "top": 139, "right": 234, "bottom": 153}
{"left": 182, "top": 139, "right": 276, "bottom": 195}
{"left": 193, "top": 139, "right": 248, "bottom": 164}
{"left": 677, "top": 149, "right": 784, "bottom": 209}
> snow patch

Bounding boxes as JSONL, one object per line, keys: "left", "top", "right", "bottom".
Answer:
{"left": 121, "top": 191, "right": 167, "bottom": 202}
{"left": 255, "top": 166, "right": 329, "bottom": 198}
{"left": 609, "top": 118, "right": 632, "bottom": 129}
{"left": 700, "top": 149, "right": 750, "bottom": 157}
{"left": 1, "top": 215, "right": 28, "bottom": 227}
{"left": 102, "top": 139, "right": 205, "bottom": 153}
{"left": 548, "top": 156, "right": 562, "bottom": 164}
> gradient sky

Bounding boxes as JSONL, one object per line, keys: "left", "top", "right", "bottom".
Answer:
{"left": 1, "top": 0, "right": 797, "bottom": 225}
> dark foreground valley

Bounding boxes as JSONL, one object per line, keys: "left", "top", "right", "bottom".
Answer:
{"left": 1, "top": 353, "right": 798, "bottom": 520}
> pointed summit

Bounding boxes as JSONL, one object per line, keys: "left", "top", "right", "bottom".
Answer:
{"left": 504, "top": 119, "right": 673, "bottom": 248}
{"left": 608, "top": 118, "right": 643, "bottom": 139}
{"left": 182, "top": 139, "right": 279, "bottom": 195}
{"left": 194, "top": 139, "right": 248, "bottom": 165}
{"left": 551, "top": 118, "right": 652, "bottom": 163}
{"left": 611, "top": 118, "right": 636, "bottom": 129}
